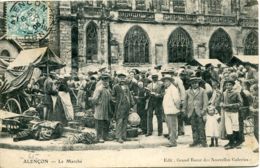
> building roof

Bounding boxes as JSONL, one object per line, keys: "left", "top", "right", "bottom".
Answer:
{"left": 8, "top": 47, "right": 65, "bottom": 70}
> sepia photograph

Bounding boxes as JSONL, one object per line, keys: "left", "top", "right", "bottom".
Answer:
{"left": 0, "top": 0, "right": 258, "bottom": 167}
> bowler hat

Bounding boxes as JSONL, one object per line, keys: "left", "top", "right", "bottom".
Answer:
{"left": 161, "top": 74, "right": 173, "bottom": 82}
{"left": 117, "top": 73, "right": 127, "bottom": 78}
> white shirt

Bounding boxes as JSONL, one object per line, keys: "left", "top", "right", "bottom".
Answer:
{"left": 163, "top": 84, "right": 181, "bottom": 115}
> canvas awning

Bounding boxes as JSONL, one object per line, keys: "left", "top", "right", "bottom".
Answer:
{"left": 229, "top": 55, "right": 259, "bottom": 65}
{"left": 188, "top": 59, "right": 227, "bottom": 67}
{"left": 8, "top": 47, "right": 65, "bottom": 71}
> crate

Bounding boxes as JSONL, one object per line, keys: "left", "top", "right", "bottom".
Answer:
{"left": 127, "top": 127, "right": 138, "bottom": 138}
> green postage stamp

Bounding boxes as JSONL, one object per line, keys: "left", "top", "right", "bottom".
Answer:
{"left": 6, "top": 1, "right": 53, "bottom": 41}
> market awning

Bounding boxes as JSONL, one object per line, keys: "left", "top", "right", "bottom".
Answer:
{"left": 7, "top": 47, "right": 65, "bottom": 71}
{"left": 187, "top": 59, "right": 227, "bottom": 67}
{"left": 229, "top": 55, "right": 259, "bottom": 66}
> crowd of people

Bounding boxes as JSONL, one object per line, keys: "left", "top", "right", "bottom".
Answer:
{"left": 25, "top": 63, "right": 258, "bottom": 152}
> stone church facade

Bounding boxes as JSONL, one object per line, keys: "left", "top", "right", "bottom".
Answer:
{"left": 0, "top": 1, "right": 258, "bottom": 74}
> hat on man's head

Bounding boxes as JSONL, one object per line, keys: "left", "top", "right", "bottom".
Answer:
{"left": 161, "top": 74, "right": 173, "bottom": 82}
{"left": 49, "top": 71, "right": 57, "bottom": 78}
{"left": 117, "top": 72, "right": 127, "bottom": 78}
{"left": 90, "top": 75, "right": 96, "bottom": 80}
{"left": 140, "top": 70, "right": 146, "bottom": 74}
{"left": 189, "top": 76, "right": 202, "bottom": 83}
{"left": 50, "top": 71, "right": 56, "bottom": 75}
{"left": 224, "top": 79, "right": 235, "bottom": 86}
{"left": 98, "top": 66, "right": 107, "bottom": 72}
{"left": 100, "top": 73, "right": 111, "bottom": 81}
{"left": 88, "top": 71, "right": 98, "bottom": 76}
{"left": 64, "top": 73, "right": 70, "bottom": 78}
{"left": 154, "top": 65, "right": 162, "bottom": 70}
{"left": 205, "top": 63, "right": 212, "bottom": 69}
{"left": 131, "top": 68, "right": 140, "bottom": 74}
{"left": 151, "top": 73, "right": 159, "bottom": 77}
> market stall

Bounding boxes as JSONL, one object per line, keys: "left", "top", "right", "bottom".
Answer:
{"left": 228, "top": 55, "right": 258, "bottom": 67}
{"left": 187, "top": 58, "right": 227, "bottom": 67}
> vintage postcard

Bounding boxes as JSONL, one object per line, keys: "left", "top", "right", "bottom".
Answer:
{"left": 0, "top": 0, "right": 258, "bottom": 168}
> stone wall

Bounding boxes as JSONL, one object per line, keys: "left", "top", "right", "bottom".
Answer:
{"left": 109, "top": 22, "right": 246, "bottom": 66}
{"left": 48, "top": 1, "right": 60, "bottom": 56}
{"left": 52, "top": 0, "right": 259, "bottom": 73}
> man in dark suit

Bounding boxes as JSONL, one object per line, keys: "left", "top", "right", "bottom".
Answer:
{"left": 112, "top": 73, "right": 135, "bottom": 143}
{"left": 134, "top": 81, "right": 148, "bottom": 134}
{"left": 184, "top": 77, "right": 208, "bottom": 147}
{"left": 146, "top": 73, "right": 164, "bottom": 136}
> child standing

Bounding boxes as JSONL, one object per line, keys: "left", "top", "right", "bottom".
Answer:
{"left": 220, "top": 79, "right": 243, "bottom": 150}
{"left": 184, "top": 77, "right": 208, "bottom": 147}
{"left": 205, "top": 106, "right": 220, "bottom": 147}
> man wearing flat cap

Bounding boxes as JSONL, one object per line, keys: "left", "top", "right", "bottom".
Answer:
{"left": 161, "top": 74, "right": 181, "bottom": 147}
{"left": 202, "top": 63, "right": 213, "bottom": 86}
{"left": 91, "top": 73, "right": 112, "bottom": 143}
{"left": 112, "top": 72, "right": 135, "bottom": 143}
{"left": 146, "top": 73, "right": 164, "bottom": 136}
{"left": 183, "top": 77, "right": 208, "bottom": 147}
{"left": 220, "top": 79, "right": 243, "bottom": 149}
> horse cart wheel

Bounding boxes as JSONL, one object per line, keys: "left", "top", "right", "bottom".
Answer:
{"left": 4, "top": 98, "right": 22, "bottom": 114}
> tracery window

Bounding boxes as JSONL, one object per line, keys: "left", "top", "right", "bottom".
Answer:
{"left": 231, "top": 0, "right": 237, "bottom": 13}
{"left": 173, "top": 0, "right": 185, "bottom": 13}
{"left": 168, "top": 27, "right": 193, "bottom": 63}
{"left": 115, "top": 0, "right": 132, "bottom": 10}
{"left": 124, "top": 26, "right": 149, "bottom": 64}
{"left": 136, "top": 0, "right": 146, "bottom": 10}
{"left": 208, "top": 0, "right": 221, "bottom": 14}
{"left": 209, "top": 28, "right": 232, "bottom": 63}
{"left": 86, "top": 22, "right": 98, "bottom": 62}
{"left": 244, "top": 31, "right": 258, "bottom": 55}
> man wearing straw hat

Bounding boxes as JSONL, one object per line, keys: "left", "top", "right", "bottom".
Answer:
{"left": 183, "top": 76, "right": 208, "bottom": 147}
{"left": 161, "top": 74, "right": 181, "bottom": 147}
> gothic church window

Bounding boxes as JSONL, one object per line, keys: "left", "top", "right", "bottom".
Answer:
{"left": 208, "top": 0, "right": 221, "bottom": 14}
{"left": 173, "top": 0, "right": 185, "bottom": 13}
{"left": 124, "top": 26, "right": 149, "bottom": 64}
{"left": 168, "top": 27, "right": 193, "bottom": 63}
{"left": 136, "top": 0, "right": 146, "bottom": 10}
{"left": 86, "top": 22, "right": 98, "bottom": 62}
{"left": 231, "top": 0, "right": 237, "bottom": 13}
{"left": 209, "top": 28, "right": 232, "bottom": 63}
{"left": 244, "top": 31, "right": 258, "bottom": 55}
